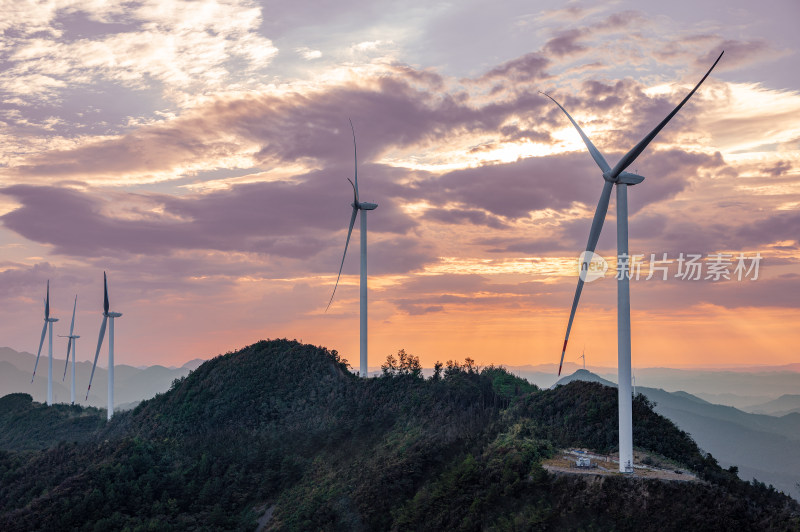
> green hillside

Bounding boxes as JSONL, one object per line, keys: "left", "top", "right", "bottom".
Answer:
{"left": 0, "top": 339, "right": 797, "bottom": 531}
{"left": 0, "top": 393, "right": 105, "bottom": 451}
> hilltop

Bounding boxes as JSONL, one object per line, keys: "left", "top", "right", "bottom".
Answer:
{"left": 554, "top": 370, "right": 800, "bottom": 499}
{"left": 0, "top": 340, "right": 798, "bottom": 530}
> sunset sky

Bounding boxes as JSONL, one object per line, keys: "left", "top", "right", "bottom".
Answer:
{"left": 1, "top": 0, "right": 798, "bottom": 371}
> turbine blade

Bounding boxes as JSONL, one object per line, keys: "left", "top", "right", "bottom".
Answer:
{"left": 103, "top": 271, "right": 109, "bottom": 315}
{"left": 69, "top": 294, "right": 77, "bottom": 336}
{"left": 558, "top": 180, "right": 614, "bottom": 376}
{"left": 610, "top": 50, "right": 724, "bottom": 176}
{"left": 86, "top": 315, "right": 107, "bottom": 400}
{"left": 540, "top": 92, "right": 611, "bottom": 173}
{"left": 347, "top": 178, "right": 358, "bottom": 205}
{"left": 349, "top": 118, "right": 359, "bottom": 201}
{"left": 32, "top": 320, "right": 47, "bottom": 382}
{"left": 45, "top": 280, "right": 50, "bottom": 320}
{"left": 327, "top": 206, "right": 359, "bottom": 311}
{"left": 63, "top": 337, "right": 73, "bottom": 381}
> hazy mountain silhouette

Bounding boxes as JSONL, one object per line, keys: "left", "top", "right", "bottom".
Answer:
{"left": 551, "top": 368, "right": 616, "bottom": 388}
{"left": 0, "top": 340, "right": 797, "bottom": 530}
{"left": 179, "top": 358, "right": 207, "bottom": 371}
{"left": 511, "top": 362, "right": 800, "bottom": 407}
{"left": 745, "top": 394, "right": 800, "bottom": 416}
{"left": 0, "top": 347, "right": 190, "bottom": 409}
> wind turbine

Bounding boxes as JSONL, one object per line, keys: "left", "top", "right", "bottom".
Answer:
{"left": 59, "top": 295, "right": 79, "bottom": 405}
{"left": 31, "top": 280, "right": 58, "bottom": 406}
{"left": 86, "top": 272, "right": 122, "bottom": 420}
{"left": 327, "top": 120, "right": 378, "bottom": 379}
{"left": 545, "top": 51, "right": 723, "bottom": 473}
{"left": 578, "top": 347, "right": 586, "bottom": 370}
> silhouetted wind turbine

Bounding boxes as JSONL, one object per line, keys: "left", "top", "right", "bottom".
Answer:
{"left": 86, "top": 272, "right": 122, "bottom": 420}
{"left": 59, "top": 295, "right": 79, "bottom": 405}
{"left": 327, "top": 120, "right": 378, "bottom": 378}
{"left": 31, "top": 280, "right": 58, "bottom": 406}
{"left": 544, "top": 51, "right": 723, "bottom": 473}
{"left": 578, "top": 347, "right": 586, "bottom": 370}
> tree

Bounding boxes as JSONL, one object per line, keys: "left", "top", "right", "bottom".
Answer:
{"left": 381, "top": 353, "right": 398, "bottom": 375}
{"left": 463, "top": 358, "right": 476, "bottom": 373}
{"left": 397, "top": 349, "right": 422, "bottom": 378}
{"left": 382, "top": 350, "right": 422, "bottom": 378}
{"left": 432, "top": 361, "right": 443, "bottom": 381}
{"left": 445, "top": 360, "right": 461, "bottom": 378}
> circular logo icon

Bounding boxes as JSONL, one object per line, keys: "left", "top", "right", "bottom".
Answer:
{"left": 578, "top": 251, "right": 608, "bottom": 282}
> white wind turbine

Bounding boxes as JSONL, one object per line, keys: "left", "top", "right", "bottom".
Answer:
{"left": 327, "top": 120, "right": 378, "bottom": 378}
{"left": 59, "top": 295, "right": 79, "bottom": 405}
{"left": 86, "top": 272, "right": 122, "bottom": 420}
{"left": 31, "top": 280, "right": 58, "bottom": 406}
{"left": 578, "top": 347, "right": 586, "bottom": 370}
{"left": 546, "top": 51, "right": 723, "bottom": 473}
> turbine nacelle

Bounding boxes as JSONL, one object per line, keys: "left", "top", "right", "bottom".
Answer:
{"left": 617, "top": 171, "right": 645, "bottom": 185}
{"left": 602, "top": 170, "right": 645, "bottom": 185}
{"left": 45, "top": 318, "right": 59, "bottom": 323}
{"left": 107, "top": 312, "right": 123, "bottom": 318}
{"left": 351, "top": 201, "right": 379, "bottom": 210}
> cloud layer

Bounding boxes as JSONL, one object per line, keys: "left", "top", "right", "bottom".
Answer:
{"left": 0, "top": 1, "right": 798, "bottom": 368}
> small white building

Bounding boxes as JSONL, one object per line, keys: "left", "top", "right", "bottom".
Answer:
{"left": 576, "top": 457, "right": 592, "bottom": 468}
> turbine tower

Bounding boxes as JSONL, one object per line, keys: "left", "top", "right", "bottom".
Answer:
{"left": 86, "top": 272, "right": 122, "bottom": 420}
{"left": 328, "top": 120, "right": 378, "bottom": 378}
{"left": 31, "top": 280, "right": 58, "bottom": 406}
{"left": 546, "top": 51, "right": 723, "bottom": 473}
{"left": 59, "top": 295, "right": 79, "bottom": 405}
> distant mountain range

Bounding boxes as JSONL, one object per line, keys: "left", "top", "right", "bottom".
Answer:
{"left": 555, "top": 369, "right": 800, "bottom": 500}
{"left": 0, "top": 347, "right": 193, "bottom": 410}
{"left": 745, "top": 394, "right": 800, "bottom": 416}
{"left": 505, "top": 362, "right": 800, "bottom": 411}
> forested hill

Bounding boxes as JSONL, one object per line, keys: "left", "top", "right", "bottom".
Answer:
{"left": 0, "top": 339, "right": 798, "bottom": 531}
{"left": 0, "top": 393, "right": 105, "bottom": 451}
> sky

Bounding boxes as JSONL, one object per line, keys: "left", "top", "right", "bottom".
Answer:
{"left": 1, "top": 0, "right": 799, "bottom": 371}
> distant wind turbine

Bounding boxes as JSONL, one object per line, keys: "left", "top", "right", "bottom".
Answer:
{"left": 544, "top": 51, "right": 723, "bottom": 473}
{"left": 578, "top": 347, "right": 586, "bottom": 370}
{"left": 59, "top": 295, "right": 79, "bottom": 405}
{"left": 86, "top": 272, "right": 122, "bottom": 420}
{"left": 31, "top": 280, "right": 58, "bottom": 406}
{"left": 327, "top": 120, "right": 378, "bottom": 379}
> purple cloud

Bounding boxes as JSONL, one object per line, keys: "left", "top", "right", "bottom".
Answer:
{"left": 544, "top": 29, "right": 586, "bottom": 57}
{"left": 0, "top": 166, "right": 417, "bottom": 259}
{"left": 479, "top": 52, "right": 551, "bottom": 83}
